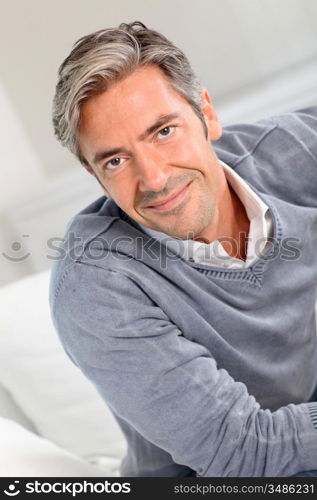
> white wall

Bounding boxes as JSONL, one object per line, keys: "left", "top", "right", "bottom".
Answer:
{"left": 0, "top": 82, "right": 46, "bottom": 212}
{"left": 0, "top": 0, "right": 317, "bottom": 285}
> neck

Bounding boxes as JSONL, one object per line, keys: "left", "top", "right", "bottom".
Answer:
{"left": 195, "top": 179, "right": 250, "bottom": 261}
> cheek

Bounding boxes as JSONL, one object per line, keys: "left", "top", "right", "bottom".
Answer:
{"left": 107, "top": 175, "right": 137, "bottom": 211}
{"left": 164, "top": 134, "right": 209, "bottom": 165}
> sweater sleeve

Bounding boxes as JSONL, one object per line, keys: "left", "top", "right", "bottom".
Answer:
{"left": 50, "top": 262, "right": 317, "bottom": 477}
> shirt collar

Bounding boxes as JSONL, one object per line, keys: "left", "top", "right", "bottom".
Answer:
{"left": 139, "top": 160, "right": 271, "bottom": 267}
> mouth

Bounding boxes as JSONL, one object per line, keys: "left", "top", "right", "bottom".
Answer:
{"left": 145, "top": 181, "right": 193, "bottom": 212}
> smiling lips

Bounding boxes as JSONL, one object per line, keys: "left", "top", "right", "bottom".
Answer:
{"left": 146, "top": 181, "right": 192, "bottom": 212}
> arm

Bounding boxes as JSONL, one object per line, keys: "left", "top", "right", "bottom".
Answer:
{"left": 50, "top": 262, "right": 317, "bottom": 477}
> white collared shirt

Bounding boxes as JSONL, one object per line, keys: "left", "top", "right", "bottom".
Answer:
{"left": 140, "top": 161, "right": 273, "bottom": 268}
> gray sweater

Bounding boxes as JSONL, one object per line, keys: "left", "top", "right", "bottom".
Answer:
{"left": 49, "top": 108, "right": 317, "bottom": 477}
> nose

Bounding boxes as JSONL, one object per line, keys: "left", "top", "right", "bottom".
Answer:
{"left": 135, "top": 148, "right": 172, "bottom": 193}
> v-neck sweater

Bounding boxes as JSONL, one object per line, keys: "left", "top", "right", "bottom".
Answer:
{"left": 50, "top": 107, "right": 317, "bottom": 477}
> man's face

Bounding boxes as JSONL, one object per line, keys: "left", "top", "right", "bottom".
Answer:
{"left": 79, "top": 64, "right": 226, "bottom": 239}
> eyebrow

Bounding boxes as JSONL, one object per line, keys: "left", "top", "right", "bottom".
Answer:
{"left": 93, "top": 147, "right": 129, "bottom": 166}
{"left": 137, "top": 113, "right": 180, "bottom": 141}
{"left": 93, "top": 113, "right": 180, "bottom": 166}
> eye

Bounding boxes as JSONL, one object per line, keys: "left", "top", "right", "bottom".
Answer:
{"left": 156, "top": 126, "right": 174, "bottom": 140}
{"left": 105, "top": 157, "right": 125, "bottom": 170}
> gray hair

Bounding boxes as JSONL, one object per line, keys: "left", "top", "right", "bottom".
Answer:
{"left": 52, "top": 21, "right": 206, "bottom": 166}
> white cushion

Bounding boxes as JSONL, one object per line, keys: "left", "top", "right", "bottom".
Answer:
{"left": 0, "top": 417, "right": 119, "bottom": 477}
{"left": 0, "top": 270, "right": 126, "bottom": 460}
{"left": 0, "top": 383, "right": 36, "bottom": 432}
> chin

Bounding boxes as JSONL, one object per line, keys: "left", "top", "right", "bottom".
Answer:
{"left": 157, "top": 223, "right": 203, "bottom": 241}
{"left": 177, "top": 215, "right": 215, "bottom": 241}
{"left": 140, "top": 201, "right": 214, "bottom": 240}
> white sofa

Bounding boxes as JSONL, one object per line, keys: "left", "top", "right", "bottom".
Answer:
{"left": 0, "top": 270, "right": 127, "bottom": 476}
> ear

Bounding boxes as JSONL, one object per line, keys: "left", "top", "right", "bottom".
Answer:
{"left": 200, "top": 88, "right": 222, "bottom": 141}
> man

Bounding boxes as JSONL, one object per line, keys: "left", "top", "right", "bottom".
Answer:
{"left": 50, "top": 21, "right": 317, "bottom": 476}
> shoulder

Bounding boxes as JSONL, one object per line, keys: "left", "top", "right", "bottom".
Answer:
{"left": 272, "top": 106, "right": 317, "bottom": 138}
{"left": 49, "top": 260, "right": 162, "bottom": 359}
{"left": 50, "top": 260, "right": 150, "bottom": 319}
{"left": 270, "top": 107, "right": 317, "bottom": 162}
{"left": 215, "top": 106, "right": 317, "bottom": 167}
{"left": 215, "top": 107, "right": 317, "bottom": 207}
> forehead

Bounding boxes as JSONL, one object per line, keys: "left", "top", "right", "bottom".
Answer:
{"left": 78, "top": 65, "right": 193, "bottom": 144}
